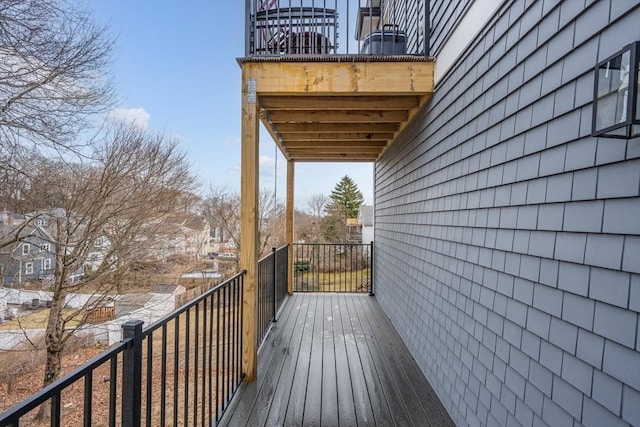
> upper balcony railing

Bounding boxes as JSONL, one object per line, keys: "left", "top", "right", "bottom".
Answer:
{"left": 245, "top": 0, "right": 430, "bottom": 57}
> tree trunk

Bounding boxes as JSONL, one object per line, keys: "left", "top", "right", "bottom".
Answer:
{"left": 36, "top": 218, "right": 67, "bottom": 421}
{"left": 35, "top": 287, "right": 65, "bottom": 421}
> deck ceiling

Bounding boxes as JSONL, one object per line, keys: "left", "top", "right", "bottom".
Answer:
{"left": 239, "top": 57, "right": 435, "bottom": 162}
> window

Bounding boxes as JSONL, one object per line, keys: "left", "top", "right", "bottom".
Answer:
{"left": 22, "top": 243, "right": 30, "bottom": 255}
{"left": 35, "top": 218, "right": 47, "bottom": 227}
{"left": 593, "top": 41, "right": 640, "bottom": 138}
{"left": 25, "top": 262, "right": 33, "bottom": 275}
{"left": 40, "top": 243, "right": 50, "bottom": 252}
{"left": 43, "top": 258, "right": 51, "bottom": 270}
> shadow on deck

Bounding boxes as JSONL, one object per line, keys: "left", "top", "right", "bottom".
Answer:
{"left": 220, "top": 293, "right": 454, "bottom": 426}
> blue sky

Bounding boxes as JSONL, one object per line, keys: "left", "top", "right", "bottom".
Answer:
{"left": 84, "top": 0, "right": 373, "bottom": 210}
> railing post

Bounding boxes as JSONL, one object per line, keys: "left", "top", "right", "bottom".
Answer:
{"left": 245, "top": 0, "right": 252, "bottom": 56}
{"left": 272, "top": 247, "right": 277, "bottom": 322}
{"left": 369, "top": 242, "right": 374, "bottom": 296}
{"left": 122, "top": 320, "right": 144, "bottom": 427}
{"left": 424, "top": 0, "right": 431, "bottom": 56}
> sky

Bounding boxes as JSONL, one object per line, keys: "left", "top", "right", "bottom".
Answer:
{"left": 84, "top": 0, "right": 374, "bottom": 211}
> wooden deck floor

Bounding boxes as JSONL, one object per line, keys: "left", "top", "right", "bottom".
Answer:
{"left": 220, "top": 293, "right": 454, "bottom": 426}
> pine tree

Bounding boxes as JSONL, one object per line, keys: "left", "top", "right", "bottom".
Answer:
{"left": 327, "top": 175, "right": 364, "bottom": 219}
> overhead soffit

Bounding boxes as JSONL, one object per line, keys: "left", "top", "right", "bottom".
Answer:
{"left": 239, "top": 56, "right": 435, "bottom": 162}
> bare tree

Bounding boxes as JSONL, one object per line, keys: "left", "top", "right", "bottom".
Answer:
{"left": 203, "top": 186, "right": 241, "bottom": 253}
{"left": 307, "top": 193, "right": 328, "bottom": 217}
{"left": 304, "top": 193, "right": 328, "bottom": 242}
{"left": 4, "top": 123, "right": 196, "bottom": 418}
{"left": 203, "top": 187, "right": 285, "bottom": 260}
{"left": 0, "top": 0, "right": 114, "bottom": 175}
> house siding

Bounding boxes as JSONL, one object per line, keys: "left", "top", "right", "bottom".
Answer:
{"left": 374, "top": 1, "right": 640, "bottom": 426}
{"left": 429, "top": 0, "right": 474, "bottom": 55}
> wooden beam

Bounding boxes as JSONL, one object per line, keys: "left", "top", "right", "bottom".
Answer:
{"left": 274, "top": 123, "right": 399, "bottom": 133}
{"left": 244, "top": 61, "right": 434, "bottom": 95}
{"left": 280, "top": 132, "right": 394, "bottom": 141}
{"left": 290, "top": 154, "right": 378, "bottom": 161}
{"left": 240, "top": 66, "right": 259, "bottom": 382}
{"left": 378, "top": 93, "right": 434, "bottom": 159}
{"left": 288, "top": 147, "right": 383, "bottom": 155}
{"left": 284, "top": 140, "right": 387, "bottom": 148}
{"left": 259, "top": 95, "right": 420, "bottom": 110}
{"left": 268, "top": 110, "right": 408, "bottom": 123}
{"left": 286, "top": 160, "right": 294, "bottom": 295}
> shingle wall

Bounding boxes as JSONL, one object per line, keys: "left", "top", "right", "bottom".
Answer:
{"left": 374, "top": 0, "right": 640, "bottom": 426}
{"left": 430, "top": 0, "right": 474, "bottom": 55}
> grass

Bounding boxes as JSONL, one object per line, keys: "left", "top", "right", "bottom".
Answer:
{"left": 295, "top": 268, "right": 371, "bottom": 292}
{"left": 0, "top": 308, "right": 82, "bottom": 331}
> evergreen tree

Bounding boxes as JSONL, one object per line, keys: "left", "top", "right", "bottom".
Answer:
{"left": 327, "top": 175, "right": 364, "bottom": 219}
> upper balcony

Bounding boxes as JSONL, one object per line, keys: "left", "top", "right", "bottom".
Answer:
{"left": 240, "top": 0, "right": 435, "bottom": 162}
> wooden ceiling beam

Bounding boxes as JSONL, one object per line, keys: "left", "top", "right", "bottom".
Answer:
{"left": 280, "top": 132, "right": 394, "bottom": 141}
{"left": 290, "top": 154, "right": 378, "bottom": 161}
{"left": 285, "top": 140, "right": 387, "bottom": 147}
{"left": 268, "top": 110, "right": 408, "bottom": 123}
{"left": 288, "top": 145, "right": 382, "bottom": 154}
{"left": 259, "top": 95, "right": 420, "bottom": 110}
{"left": 273, "top": 123, "right": 399, "bottom": 133}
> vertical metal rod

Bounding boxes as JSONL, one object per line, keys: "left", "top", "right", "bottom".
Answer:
{"left": 83, "top": 374, "right": 92, "bottom": 427}
{"left": 236, "top": 274, "right": 244, "bottom": 384}
{"left": 184, "top": 310, "right": 190, "bottom": 427}
{"left": 145, "top": 334, "right": 153, "bottom": 427}
{"left": 223, "top": 284, "right": 228, "bottom": 404}
{"left": 194, "top": 304, "right": 199, "bottom": 427}
{"left": 369, "top": 241, "right": 374, "bottom": 296}
{"left": 272, "top": 247, "right": 277, "bottom": 321}
{"left": 160, "top": 325, "right": 167, "bottom": 427}
{"left": 173, "top": 316, "right": 179, "bottom": 424}
{"left": 245, "top": 0, "right": 252, "bottom": 55}
{"left": 226, "top": 284, "right": 232, "bottom": 401}
{"left": 208, "top": 294, "right": 214, "bottom": 424}
{"left": 51, "top": 391, "right": 61, "bottom": 427}
{"left": 201, "top": 299, "right": 207, "bottom": 427}
{"left": 109, "top": 355, "right": 117, "bottom": 427}
{"left": 424, "top": 0, "right": 430, "bottom": 55}
{"left": 215, "top": 290, "right": 221, "bottom": 422}
{"left": 234, "top": 279, "right": 241, "bottom": 387}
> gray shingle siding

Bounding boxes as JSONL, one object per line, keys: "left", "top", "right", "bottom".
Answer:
{"left": 430, "top": 0, "right": 474, "bottom": 55}
{"left": 374, "top": 1, "right": 640, "bottom": 426}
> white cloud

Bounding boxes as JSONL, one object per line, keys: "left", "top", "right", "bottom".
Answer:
{"left": 259, "top": 155, "right": 276, "bottom": 170}
{"left": 107, "top": 107, "right": 150, "bottom": 130}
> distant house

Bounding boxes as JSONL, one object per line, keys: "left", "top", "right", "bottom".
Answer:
{"left": 345, "top": 205, "right": 374, "bottom": 244}
{"left": 1, "top": 209, "right": 113, "bottom": 285}
{"left": 358, "top": 205, "right": 374, "bottom": 245}
{"left": 0, "top": 223, "right": 55, "bottom": 285}
{"left": 157, "top": 214, "right": 211, "bottom": 261}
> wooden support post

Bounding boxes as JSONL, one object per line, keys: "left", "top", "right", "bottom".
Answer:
{"left": 240, "top": 66, "right": 259, "bottom": 382}
{"left": 286, "top": 160, "right": 295, "bottom": 295}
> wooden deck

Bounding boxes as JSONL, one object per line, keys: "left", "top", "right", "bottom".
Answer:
{"left": 220, "top": 293, "right": 454, "bottom": 426}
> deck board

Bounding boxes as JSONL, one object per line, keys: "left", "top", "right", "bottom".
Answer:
{"left": 320, "top": 294, "right": 338, "bottom": 426}
{"left": 220, "top": 293, "right": 454, "bottom": 427}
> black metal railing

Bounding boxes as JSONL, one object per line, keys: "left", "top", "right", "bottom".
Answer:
{"left": 293, "top": 243, "right": 373, "bottom": 293}
{"left": 257, "top": 245, "right": 289, "bottom": 348}
{"left": 0, "top": 273, "right": 245, "bottom": 427}
{"left": 246, "top": 0, "right": 430, "bottom": 56}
